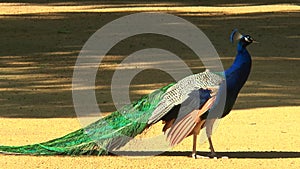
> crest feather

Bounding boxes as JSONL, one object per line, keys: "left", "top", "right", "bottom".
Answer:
{"left": 230, "top": 29, "right": 243, "bottom": 43}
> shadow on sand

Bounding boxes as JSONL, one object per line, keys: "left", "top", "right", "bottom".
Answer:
{"left": 111, "top": 151, "right": 300, "bottom": 158}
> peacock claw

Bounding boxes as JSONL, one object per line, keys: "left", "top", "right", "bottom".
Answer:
{"left": 208, "top": 153, "right": 229, "bottom": 159}
{"left": 209, "top": 152, "right": 217, "bottom": 158}
{"left": 191, "top": 153, "right": 229, "bottom": 159}
{"left": 192, "top": 153, "right": 209, "bottom": 159}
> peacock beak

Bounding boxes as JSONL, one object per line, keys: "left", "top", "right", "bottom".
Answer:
{"left": 250, "top": 37, "right": 259, "bottom": 43}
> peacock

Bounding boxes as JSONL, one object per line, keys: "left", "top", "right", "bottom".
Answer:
{"left": 0, "top": 29, "right": 255, "bottom": 158}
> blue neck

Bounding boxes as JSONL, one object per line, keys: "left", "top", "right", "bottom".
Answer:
{"left": 225, "top": 41, "right": 252, "bottom": 91}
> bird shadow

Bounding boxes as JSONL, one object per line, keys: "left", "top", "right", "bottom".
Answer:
{"left": 110, "top": 151, "right": 300, "bottom": 159}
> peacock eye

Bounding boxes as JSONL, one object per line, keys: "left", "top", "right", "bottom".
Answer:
{"left": 244, "top": 36, "right": 251, "bottom": 42}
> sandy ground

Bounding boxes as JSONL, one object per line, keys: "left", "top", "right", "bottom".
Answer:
{"left": 1, "top": 107, "right": 299, "bottom": 168}
{"left": 0, "top": 1, "right": 299, "bottom": 169}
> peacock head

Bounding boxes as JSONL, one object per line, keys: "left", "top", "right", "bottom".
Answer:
{"left": 230, "top": 29, "right": 257, "bottom": 47}
{"left": 240, "top": 35, "right": 255, "bottom": 47}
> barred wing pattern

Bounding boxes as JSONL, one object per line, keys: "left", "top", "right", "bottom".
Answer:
{"left": 147, "top": 71, "right": 224, "bottom": 124}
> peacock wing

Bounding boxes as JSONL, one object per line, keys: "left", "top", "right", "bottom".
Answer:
{"left": 147, "top": 71, "right": 223, "bottom": 125}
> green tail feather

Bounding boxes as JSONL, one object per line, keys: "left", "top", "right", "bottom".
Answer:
{"left": 0, "top": 83, "right": 174, "bottom": 155}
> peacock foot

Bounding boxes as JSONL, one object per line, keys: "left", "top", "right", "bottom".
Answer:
{"left": 191, "top": 153, "right": 229, "bottom": 159}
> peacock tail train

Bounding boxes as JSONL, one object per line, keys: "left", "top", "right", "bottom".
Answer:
{"left": 0, "top": 83, "right": 174, "bottom": 155}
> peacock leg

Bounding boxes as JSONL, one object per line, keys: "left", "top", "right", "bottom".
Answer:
{"left": 192, "top": 133, "right": 197, "bottom": 159}
{"left": 208, "top": 137, "right": 216, "bottom": 157}
{"left": 191, "top": 119, "right": 204, "bottom": 159}
{"left": 206, "top": 118, "right": 217, "bottom": 157}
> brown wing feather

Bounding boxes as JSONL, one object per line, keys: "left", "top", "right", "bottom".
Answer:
{"left": 166, "top": 111, "right": 198, "bottom": 146}
{"left": 165, "top": 97, "right": 216, "bottom": 146}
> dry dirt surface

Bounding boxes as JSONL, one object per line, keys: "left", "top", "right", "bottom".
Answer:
{"left": 0, "top": 1, "right": 299, "bottom": 169}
